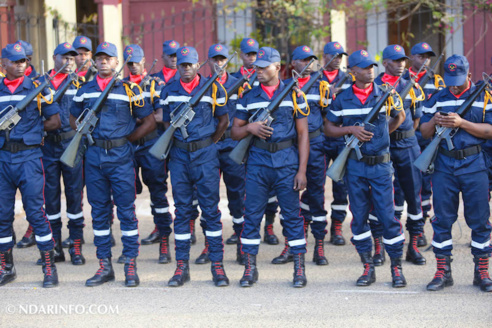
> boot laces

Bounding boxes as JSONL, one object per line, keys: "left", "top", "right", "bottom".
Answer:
{"left": 266, "top": 224, "right": 274, "bottom": 236}
{"left": 433, "top": 258, "right": 447, "bottom": 279}
{"left": 362, "top": 263, "right": 371, "bottom": 276}
{"left": 212, "top": 262, "right": 225, "bottom": 276}
{"left": 175, "top": 260, "right": 185, "bottom": 276}
{"left": 295, "top": 255, "right": 304, "bottom": 276}
{"left": 316, "top": 240, "right": 325, "bottom": 257}
{"left": 334, "top": 220, "right": 343, "bottom": 236}
{"left": 44, "top": 253, "right": 52, "bottom": 276}
{"left": 392, "top": 266, "right": 401, "bottom": 277}
{"left": 0, "top": 252, "right": 5, "bottom": 271}
{"left": 23, "top": 225, "right": 34, "bottom": 238}
{"left": 280, "top": 240, "right": 289, "bottom": 256}
{"left": 126, "top": 259, "right": 136, "bottom": 276}
{"left": 96, "top": 259, "right": 106, "bottom": 276}
{"left": 374, "top": 238, "right": 382, "bottom": 255}
{"left": 200, "top": 242, "right": 209, "bottom": 256}
{"left": 189, "top": 220, "right": 195, "bottom": 234}
{"left": 478, "top": 258, "right": 491, "bottom": 280}
{"left": 151, "top": 226, "right": 159, "bottom": 234}
{"left": 73, "top": 239, "right": 82, "bottom": 256}
{"left": 412, "top": 235, "right": 420, "bottom": 252}
{"left": 244, "top": 256, "right": 252, "bottom": 276}
{"left": 160, "top": 237, "right": 168, "bottom": 254}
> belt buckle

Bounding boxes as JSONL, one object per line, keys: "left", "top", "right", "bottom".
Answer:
{"left": 189, "top": 142, "right": 198, "bottom": 152}
{"left": 268, "top": 143, "right": 278, "bottom": 153}
{"left": 105, "top": 140, "right": 113, "bottom": 149}
{"left": 366, "top": 156, "right": 376, "bottom": 165}
{"left": 456, "top": 149, "right": 465, "bottom": 160}
{"left": 11, "top": 143, "right": 19, "bottom": 153}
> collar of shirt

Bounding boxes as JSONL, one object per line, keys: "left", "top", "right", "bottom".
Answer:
{"left": 381, "top": 73, "right": 400, "bottom": 87}
{"left": 129, "top": 70, "right": 147, "bottom": 85}
{"left": 49, "top": 69, "right": 68, "bottom": 90}
{"left": 352, "top": 83, "right": 374, "bottom": 105}
{"left": 297, "top": 76, "right": 310, "bottom": 89}
{"left": 240, "top": 66, "right": 255, "bottom": 77}
{"left": 409, "top": 67, "right": 426, "bottom": 83}
{"left": 3, "top": 76, "right": 25, "bottom": 94}
{"left": 260, "top": 80, "right": 280, "bottom": 99}
{"left": 24, "top": 65, "right": 32, "bottom": 77}
{"left": 162, "top": 66, "right": 177, "bottom": 83}
{"left": 323, "top": 69, "right": 339, "bottom": 84}
{"left": 180, "top": 74, "right": 200, "bottom": 94}
{"left": 450, "top": 81, "right": 471, "bottom": 99}
{"left": 96, "top": 74, "right": 113, "bottom": 91}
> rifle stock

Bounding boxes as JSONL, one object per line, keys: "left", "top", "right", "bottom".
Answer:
{"left": 148, "top": 125, "right": 176, "bottom": 160}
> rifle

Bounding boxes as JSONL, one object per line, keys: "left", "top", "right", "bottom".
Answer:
{"left": 226, "top": 71, "right": 257, "bottom": 97}
{"left": 297, "top": 55, "right": 337, "bottom": 94}
{"left": 416, "top": 52, "right": 444, "bottom": 90}
{"left": 139, "top": 59, "right": 158, "bottom": 89}
{"left": 84, "top": 59, "right": 98, "bottom": 82}
{"left": 228, "top": 58, "right": 316, "bottom": 165}
{"left": 326, "top": 76, "right": 402, "bottom": 182}
{"left": 413, "top": 73, "right": 491, "bottom": 172}
{"left": 397, "top": 63, "right": 428, "bottom": 102}
{"left": 60, "top": 56, "right": 132, "bottom": 168}
{"left": 149, "top": 52, "right": 236, "bottom": 160}
{"left": 0, "top": 62, "right": 69, "bottom": 132}
{"left": 334, "top": 69, "right": 351, "bottom": 89}
{"left": 51, "top": 70, "right": 81, "bottom": 104}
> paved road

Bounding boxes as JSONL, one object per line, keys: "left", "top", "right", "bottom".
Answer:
{"left": 1, "top": 181, "right": 491, "bottom": 327}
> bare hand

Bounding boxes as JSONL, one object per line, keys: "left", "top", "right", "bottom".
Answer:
{"left": 435, "top": 112, "right": 462, "bottom": 128}
{"left": 293, "top": 171, "right": 307, "bottom": 191}
{"left": 247, "top": 119, "right": 273, "bottom": 139}
{"left": 350, "top": 125, "right": 374, "bottom": 142}
{"left": 330, "top": 85, "right": 341, "bottom": 95}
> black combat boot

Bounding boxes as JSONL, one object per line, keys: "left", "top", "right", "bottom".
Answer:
{"left": 41, "top": 250, "right": 59, "bottom": 288}
{"left": 330, "top": 219, "right": 346, "bottom": 246}
{"left": 195, "top": 239, "right": 210, "bottom": 264}
{"left": 69, "top": 239, "right": 86, "bottom": 265}
{"left": 141, "top": 225, "right": 160, "bottom": 245}
{"left": 226, "top": 232, "right": 239, "bottom": 245}
{"left": 373, "top": 236, "right": 385, "bottom": 266}
{"left": 211, "top": 261, "right": 229, "bottom": 287}
{"left": 117, "top": 254, "right": 127, "bottom": 264}
{"left": 159, "top": 236, "right": 172, "bottom": 264}
{"left": 62, "top": 236, "right": 85, "bottom": 248}
{"left": 417, "top": 231, "right": 428, "bottom": 247}
{"left": 263, "top": 214, "right": 279, "bottom": 245}
{"left": 313, "top": 239, "right": 328, "bottom": 265}
{"left": 16, "top": 224, "right": 35, "bottom": 248}
{"left": 427, "top": 255, "right": 453, "bottom": 291}
{"left": 0, "top": 249, "right": 16, "bottom": 286}
{"left": 271, "top": 238, "right": 293, "bottom": 264}
{"left": 473, "top": 255, "right": 492, "bottom": 292}
{"left": 168, "top": 260, "right": 190, "bottom": 287}
{"left": 190, "top": 220, "right": 197, "bottom": 245}
{"left": 86, "top": 258, "right": 115, "bottom": 287}
{"left": 406, "top": 234, "right": 426, "bottom": 265}
{"left": 124, "top": 257, "right": 140, "bottom": 287}
{"left": 36, "top": 238, "right": 65, "bottom": 265}
{"left": 240, "top": 253, "right": 258, "bottom": 287}
{"left": 293, "top": 253, "right": 307, "bottom": 288}
{"left": 236, "top": 243, "right": 245, "bottom": 265}
{"left": 390, "top": 258, "right": 407, "bottom": 288}
{"left": 356, "top": 252, "right": 376, "bottom": 286}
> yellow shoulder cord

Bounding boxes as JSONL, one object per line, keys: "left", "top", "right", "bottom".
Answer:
{"left": 124, "top": 82, "right": 145, "bottom": 115}
{"left": 483, "top": 90, "right": 491, "bottom": 122}
{"left": 71, "top": 75, "right": 83, "bottom": 89}
{"left": 434, "top": 74, "right": 446, "bottom": 89}
{"left": 408, "top": 83, "right": 425, "bottom": 111}
{"left": 238, "top": 82, "right": 252, "bottom": 98}
{"left": 385, "top": 88, "right": 404, "bottom": 116}
{"left": 150, "top": 79, "right": 159, "bottom": 104}
{"left": 33, "top": 81, "right": 53, "bottom": 114}
{"left": 350, "top": 73, "right": 356, "bottom": 82}
{"left": 0, "top": 72, "right": 4, "bottom": 77}
{"left": 212, "top": 81, "right": 228, "bottom": 114}
{"left": 292, "top": 90, "right": 310, "bottom": 117}
{"left": 319, "top": 81, "right": 330, "bottom": 108}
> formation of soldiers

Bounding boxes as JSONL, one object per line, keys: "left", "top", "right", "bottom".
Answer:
{"left": 0, "top": 35, "right": 491, "bottom": 293}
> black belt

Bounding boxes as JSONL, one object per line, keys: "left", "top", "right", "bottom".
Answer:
{"left": 390, "top": 129, "right": 415, "bottom": 141}
{"left": 253, "top": 139, "right": 294, "bottom": 153}
{"left": 439, "top": 145, "right": 481, "bottom": 160}
{"left": 173, "top": 137, "right": 213, "bottom": 152}
{"left": 309, "top": 128, "right": 322, "bottom": 140}
{"left": 133, "top": 130, "right": 158, "bottom": 146}
{"left": 349, "top": 151, "right": 391, "bottom": 165}
{"left": 219, "top": 130, "right": 232, "bottom": 142}
{"left": 45, "top": 130, "right": 76, "bottom": 143}
{"left": 93, "top": 138, "right": 128, "bottom": 150}
{"left": 1, "top": 141, "right": 39, "bottom": 153}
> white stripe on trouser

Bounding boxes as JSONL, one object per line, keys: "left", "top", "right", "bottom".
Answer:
{"left": 192, "top": 200, "right": 199, "bottom": 206}
{"left": 232, "top": 217, "right": 244, "bottom": 224}
{"left": 241, "top": 238, "right": 261, "bottom": 245}
{"left": 471, "top": 239, "right": 490, "bottom": 249}
{"left": 0, "top": 236, "right": 13, "bottom": 243}
{"left": 288, "top": 238, "right": 306, "bottom": 247}
{"left": 383, "top": 234, "right": 405, "bottom": 245}
{"left": 205, "top": 230, "right": 222, "bottom": 237}
{"left": 154, "top": 207, "right": 169, "bottom": 214}
{"left": 93, "top": 229, "right": 111, "bottom": 236}
{"left": 46, "top": 213, "right": 61, "bottom": 221}
{"left": 67, "top": 211, "right": 83, "bottom": 219}
{"left": 407, "top": 212, "right": 423, "bottom": 221}
{"left": 35, "top": 233, "right": 53, "bottom": 242}
{"left": 394, "top": 206, "right": 404, "bottom": 212}
{"left": 331, "top": 204, "right": 347, "bottom": 211}
{"left": 175, "top": 233, "right": 191, "bottom": 240}
{"left": 432, "top": 239, "right": 452, "bottom": 249}
{"left": 353, "top": 230, "right": 372, "bottom": 241}
{"left": 121, "top": 229, "right": 138, "bottom": 237}
{"left": 368, "top": 214, "right": 378, "bottom": 221}
{"left": 312, "top": 216, "right": 326, "bottom": 222}
{"left": 421, "top": 199, "right": 431, "bottom": 206}
{"left": 300, "top": 202, "right": 310, "bottom": 211}
{"left": 268, "top": 196, "right": 277, "bottom": 203}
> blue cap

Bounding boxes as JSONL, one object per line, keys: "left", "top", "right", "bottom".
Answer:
{"left": 443, "top": 54, "right": 469, "bottom": 86}
{"left": 254, "top": 47, "right": 281, "bottom": 68}
{"left": 95, "top": 42, "right": 118, "bottom": 57}
{"left": 382, "top": 44, "right": 409, "bottom": 60}
{"left": 348, "top": 50, "right": 378, "bottom": 69}
{"left": 208, "top": 44, "right": 229, "bottom": 58}
{"left": 176, "top": 46, "right": 199, "bottom": 65}
{"left": 2, "top": 43, "right": 28, "bottom": 61}
{"left": 54, "top": 42, "right": 78, "bottom": 56}
{"left": 240, "top": 38, "right": 259, "bottom": 54}
{"left": 411, "top": 42, "right": 436, "bottom": 57}
{"left": 124, "top": 44, "right": 144, "bottom": 63}
{"left": 15, "top": 40, "right": 33, "bottom": 56}
{"left": 162, "top": 40, "right": 180, "bottom": 55}
{"left": 73, "top": 36, "right": 92, "bottom": 51}
{"left": 323, "top": 42, "right": 348, "bottom": 56}
{"left": 292, "top": 45, "right": 317, "bottom": 60}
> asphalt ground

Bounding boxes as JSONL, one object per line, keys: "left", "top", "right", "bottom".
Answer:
{"left": 1, "top": 178, "right": 491, "bottom": 328}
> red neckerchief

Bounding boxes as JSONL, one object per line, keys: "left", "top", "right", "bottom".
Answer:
{"left": 162, "top": 66, "right": 177, "bottom": 83}
{"left": 49, "top": 69, "right": 68, "bottom": 90}
{"left": 297, "top": 76, "right": 310, "bottom": 89}
{"left": 77, "top": 70, "right": 88, "bottom": 77}
{"left": 409, "top": 67, "right": 426, "bottom": 83}
{"left": 180, "top": 75, "right": 200, "bottom": 94}
{"left": 381, "top": 73, "right": 400, "bottom": 87}
{"left": 24, "top": 65, "right": 32, "bottom": 77}
{"left": 240, "top": 66, "right": 255, "bottom": 77}
{"left": 352, "top": 83, "right": 374, "bottom": 105}
{"left": 323, "top": 69, "right": 339, "bottom": 84}
{"left": 209, "top": 72, "right": 227, "bottom": 85}
{"left": 261, "top": 80, "right": 280, "bottom": 99}
{"left": 4, "top": 76, "right": 25, "bottom": 94}
{"left": 451, "top": 81, "right": 471, "bottom": 99}
{"left": 96, "top": 75, "right": 112, "bottom": 91}
{"left": 129, "top": 70, "right": 147, "bottom": 85}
